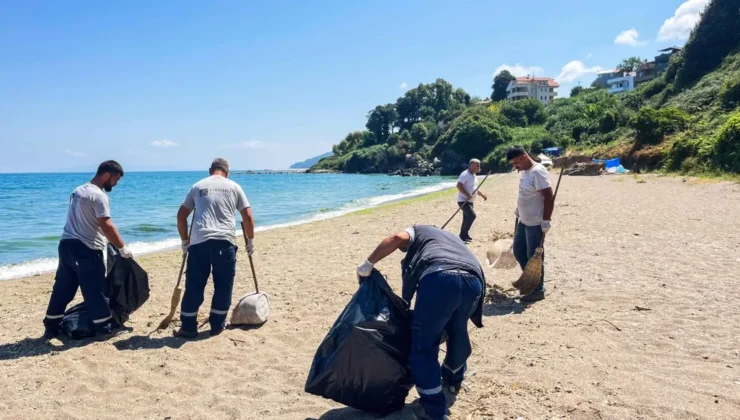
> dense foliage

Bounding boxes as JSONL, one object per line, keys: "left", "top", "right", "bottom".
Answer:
{"left": 313, "top": 0, "right": 740, "bottom": 176}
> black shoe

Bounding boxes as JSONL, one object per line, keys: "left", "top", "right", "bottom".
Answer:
{"left": 520, "top": 291, "right": 545, "bottom": 303}
{"left": 43, "top": 327, "right": 60, "bottom": 340}
{"left": 210, "top": 327, "right": 223, "bottom": 337}
{"left": 173, "top": 328, "right": 199, "bottom": 339}
{"left": 443, "top": 383, "right": 460, "bottom": 408}
{"left": 460, "top": 236, "right": 472, "bottom": 243}
{"left": 413, "top": 403, "right": 449, "bottom": 420}
{"left": 94, "top": 326, "right": 128, "bottom": 341}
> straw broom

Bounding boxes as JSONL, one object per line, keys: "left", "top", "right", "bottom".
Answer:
{"left": 156, "top": 212, "right": 195, "bottom": 331}
{"left": 511, "top": 166, "right": 565, "bottom": 296}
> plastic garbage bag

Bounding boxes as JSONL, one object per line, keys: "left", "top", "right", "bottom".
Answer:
{"left": 305, "top": 269, "right": 413, "bottom": 415}
{"left": 61, "top": 244, "right": 150, "bottom": 339}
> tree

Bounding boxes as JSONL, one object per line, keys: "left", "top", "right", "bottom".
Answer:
{"left": 491, "top": 70, "right": 515, "bottom": 102}
{"left": 513, "top": 98, "right": 546, "bottom": 125}
{"left": 617, "top": 56, "right": 644, "bottom": 73}
{"left": 366, "top": 104, "right": 397, "bottom": 143}
{"left": 571, "top": 86, "right": 584, "bottom": 97}
{"left": 333, "top": 131, "right": 372, "bottom": 155}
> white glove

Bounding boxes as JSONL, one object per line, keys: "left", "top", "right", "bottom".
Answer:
{"left": 514, "top": 208, "right": 520, "bottom": 218}
{"left": 541, "top": 220, "right": 551, "bottom": 233}
{"left": 120, "top": 245, "right": 133, "bottom": 259}
{"left": 357, "top": 260, "right": 374, "bottom": 277}
{"left": 181, "top": 240, "right": 190, "bottom": 254}
{"left": 246, "top": 238, "right": 255, "bottom": 256}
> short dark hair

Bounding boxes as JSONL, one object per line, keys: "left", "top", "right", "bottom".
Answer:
{"left": 506, "top": 146, "right": 527, "bottom": 161}
{"left": 96, "top": 160, "right": 124, "bottom": 177}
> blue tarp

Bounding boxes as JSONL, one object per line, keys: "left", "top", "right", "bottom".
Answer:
{"left": 605, "top": 158, "right": 621, "bottom": 169}
{"left": 544, "top": 147, "right": 562, "bottom": 157}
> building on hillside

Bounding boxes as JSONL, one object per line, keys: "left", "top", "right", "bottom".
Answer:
{"left": 636, "top": 47, "right": 682, "bottom": 85}
{"left": 607, "top": 72, "right": 636, "bottom": 94}
{"left": 506, "top": 76, "right": 559, "bottom": 106}
{"left": 593, "top": 69, "right": 622, "bottom": 89}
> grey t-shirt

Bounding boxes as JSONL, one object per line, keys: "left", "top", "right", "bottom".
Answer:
{"left": 61, "top": 183, "right": 111, "bottom": 251}
{"left": 183, "top": 175, "right": 250, "bottom": 246}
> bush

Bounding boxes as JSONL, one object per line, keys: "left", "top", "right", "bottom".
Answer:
{"left": 639, "top": 77, "right": 668, "bottom": 99}
{"left": 721, "top": 75, "right": 740, "bottom": 108}
{"left": 500, "top": 104, "right": 527, "bottom": 127}
{"left": 713, "top": 112, "right": 740, "bottom": 172}
{"left": 599, "top": 111, "right": 617, "bottom": 133}
{"left": 631, "top": 107, "right": 691, "bottom": 145}
{"left": 512, "top": 98, "right": 546, "bottom": 125}
{"left": 344, "top": 145, "right": 390, "bottom": 173}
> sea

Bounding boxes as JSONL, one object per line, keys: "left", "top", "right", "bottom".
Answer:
{"left": 0, "top": 171, "right": 455, "bottom": 281}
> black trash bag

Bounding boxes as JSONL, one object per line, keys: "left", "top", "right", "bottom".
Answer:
{"left": 61, "top": 244, "right": 150, "bottom": 339}
{"left": 305, "top": 269, "right": 413, "bottom": 416}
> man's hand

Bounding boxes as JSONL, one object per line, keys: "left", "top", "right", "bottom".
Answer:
{"left": 246, "top": 238, "right": 255, "bottom": 256}
{"left": 181, "top": 240, "right": 189, "bottom": 255}
{"left": 541, "top": 220, "right": 551, "bottom": 233}
{"left": 357, "top": 260, "right": 374, "bottom": 277}
{"left": 479, "top": 192, "right": 488, "bottom": 201}
{"left": 514, "top": 208, "right": 520, "bottom": 218}
{"left": 120, "top": 245, "right": 133, "bottom": 259}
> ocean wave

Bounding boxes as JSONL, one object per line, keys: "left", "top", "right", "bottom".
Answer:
{"left": 0, "top": 181, "right": 455, "bottom": 281}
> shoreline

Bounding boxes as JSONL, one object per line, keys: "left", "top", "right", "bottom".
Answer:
{"left": 1, "top": 173, "right": 739, "bottom": 419}
{"left": 0, "top": 179, "right": 458, "bottom": 282}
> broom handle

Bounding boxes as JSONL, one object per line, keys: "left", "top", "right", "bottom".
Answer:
{"left": 241, "top": 221, "right": 259, "bottom": 294}
{"left": 441, "top": 171, "right": 491, "bottom": 229}
{"left": 539, "top": 167, "right": 565, "bottom": 247}
{"left": 175, "top": 212, "right": 196, "bottom": 289}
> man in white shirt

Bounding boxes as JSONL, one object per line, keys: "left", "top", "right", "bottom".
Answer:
{"left": 43, "top": 160, "right": 133, "bottom": 339}
{"left": 507, "top": 146, "right": 554, "bottom": 303}
{"left": 174, "top": 158, "right": 255, "bottom": 338}
{"left": 456, "top": 159, "right": 487, "bottom": 243}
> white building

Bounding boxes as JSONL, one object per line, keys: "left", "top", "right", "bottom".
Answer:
{"left": 607, "top": 72, "right": 636, "bottom": 94}
{"left": 506, "top": 76, "right": 559, "bottom": 106}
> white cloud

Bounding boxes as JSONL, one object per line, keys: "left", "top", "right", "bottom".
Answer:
{"left": 585, "top": 53, "right": 593, "bottom": 59}
{"left": 65, "top": 150, "right": 86, "bottom": 157}
{"left": 494, "top": 63, "right": 544, "bottom": 77}
{"left": 658, "top": 0, "right": 709, "bottom": 41}
{"left": 399, "top": 81, "right": 408, "bottom": 90}
{"left": 614, "top": 28, "right": 646, "bottom": 46}
{"left": 150, "top": 139, "right": 179, "bottom": 148}
{"left": 556, "top": 60, "right": 605, "bottom": 83}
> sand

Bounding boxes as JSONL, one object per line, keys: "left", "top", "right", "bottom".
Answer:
{"left": 1, "top": 173, "right": 739, "bottom": 420}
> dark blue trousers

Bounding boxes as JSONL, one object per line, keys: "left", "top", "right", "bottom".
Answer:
{"left": 410, "top": 270, "right": 483, "bottom": 420}
{"left": 44, "top": 239, "right": 113, "bottom": 332}
{"left": 513, "top": 222, "right": 545, "bottom": 294}
{"left": 180, "top": 240, "right": 237, "bottom": 333}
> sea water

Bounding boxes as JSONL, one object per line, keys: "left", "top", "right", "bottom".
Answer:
{"left": 0, "top": 171, "right": 455, "bottom": 280}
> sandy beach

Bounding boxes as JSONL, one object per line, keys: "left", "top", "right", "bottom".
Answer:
{"left": 1, "top": 173, "right": 739, "bottom": 420}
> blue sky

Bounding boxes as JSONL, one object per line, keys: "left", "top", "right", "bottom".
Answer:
{"left": 0, "top": 0, "right": 707, "bottom": 172}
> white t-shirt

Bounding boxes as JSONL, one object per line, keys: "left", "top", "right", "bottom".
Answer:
{"left": 182, "top": 175, "right": 250, "bottom": 246}
{"left": 61, "top": 183, "right": 111, "bottom": 251}
{"left": 517, "top": 163, "right": 552, "bottom": 226}
{"left": 457, "top": 169, "right": 478, "bottom": 202}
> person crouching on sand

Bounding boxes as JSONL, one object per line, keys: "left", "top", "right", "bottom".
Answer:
{"left": 174, "top": 158, "right": 255, "bottom": 338}
{"left": 357, "top": 225, "right": 486, "bottom": 420}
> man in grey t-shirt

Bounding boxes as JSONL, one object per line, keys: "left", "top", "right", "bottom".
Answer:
{"left": 43, "top": 160, "right": 132, "bottom": 339}
{"left": 174, "top": 158, "right": 255, "bottom": 338}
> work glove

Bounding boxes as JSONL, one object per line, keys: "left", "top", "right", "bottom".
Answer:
{"left": 246, "top": 238, "right": 255, "bottom": 256}
{"left": 120, "top": 245, "right": 133, "bottom": 259}
{"left": 357, "top": 260, "right": 374, "bottom": 277}
{"left": 514, "top": 208, "right": 520, "bottom": 218}
{"left": 181, "top": 240, "right": 190, "bottom": 255}
{"left": 541, "top": 220, "right": 551, "bottom": 233}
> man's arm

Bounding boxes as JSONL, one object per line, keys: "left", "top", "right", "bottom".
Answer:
{"left": 177, "top": 205, "right": 193, "bottom": 241}
{"left": 367, "top": 231, "right": 411, "bottom": 264}
{"left": 456, "top": 182, "right": 473, "bottom": 201}
{"left": 539, "top": 187, "right": 554, "bottom": 221}
{"left": 477, "top": 190, "right": 488, "bottom": 201}
{"left": 240, "top": 207, "right": 255, "bottom": 240}
{"left": 98, "top": 217, "right": 125, "bottom": 249}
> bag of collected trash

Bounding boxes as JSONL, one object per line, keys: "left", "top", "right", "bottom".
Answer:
{"left": 61, "top": 244, "right": 150, "bottom": 339}
{"left": 305, "top": 269, "right": 413, "bottom": 415}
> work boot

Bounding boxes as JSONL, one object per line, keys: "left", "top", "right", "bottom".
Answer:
{"left": 520, "top": 291, "right": 545, "bottom": 303}
{"left": 43, "top": 326, "right": 60, "bottom": 340}
{"left": 173, "top": 328, "right": 199, "bottom": 339}
{"left": 94, "top": 322, "right": 128, "bottom": 341}
{"left": 413, "top": 403, "right": 449, "bottom": 420}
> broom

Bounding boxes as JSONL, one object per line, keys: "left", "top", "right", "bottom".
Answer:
{"left": 156, "top": 212, "right": 195, "bottom": 331}
{"left": 511, "top": 166, "right": 565, "bottom": 296}
{"left": 441, "top": 171, "right": 492, "bottom": 229}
